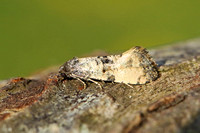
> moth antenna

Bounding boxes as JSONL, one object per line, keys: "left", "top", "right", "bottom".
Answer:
{"left": 87, "top": 78, "right": 102, "bottom": 90}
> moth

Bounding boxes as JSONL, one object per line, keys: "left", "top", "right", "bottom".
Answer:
{"left": 59, "top": 46, "right": 158, "bottom": 88}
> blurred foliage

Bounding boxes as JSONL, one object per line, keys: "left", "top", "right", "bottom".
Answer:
{"left": 1, "top": 0, "right": 200, "bottom": 79}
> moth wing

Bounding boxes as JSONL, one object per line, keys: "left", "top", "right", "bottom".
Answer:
{"left": 76, "top": 57, "right": 110, "bottom": 81}
{"left": 72, "top": 46, "right": 158, "bottom": 84}
{"left": 113, "top": 46, "right": 158, "bottom": 84}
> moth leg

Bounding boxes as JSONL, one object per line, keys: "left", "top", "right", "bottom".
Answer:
{"left": 124, "top": 83, "right": 133, "bottom": 88}
{"left": 87, "top": 79, "right": 102, "bottom": 89}
{"left": 62, "top": 82, "right": 66, "bottom": 89}
{"left": 101, "top": 80, "right": 105, "bottom": 84}
{"left": 60, "top": 78, "right": 67, "bottom": 88}
{"left": 76, "top": 78, "right": 87, "bottom": 89}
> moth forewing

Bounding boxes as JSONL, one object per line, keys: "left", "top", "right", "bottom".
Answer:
{"left": 59, "top": 46, "right": 158, "bottom": 87}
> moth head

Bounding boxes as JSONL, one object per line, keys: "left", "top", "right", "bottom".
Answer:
{"left": 59, "top": 57, "right": 79, "bottom": 78}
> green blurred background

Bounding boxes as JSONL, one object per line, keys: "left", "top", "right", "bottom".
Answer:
{"left": 1, "top": 0, "right": 200, "bottom": 80}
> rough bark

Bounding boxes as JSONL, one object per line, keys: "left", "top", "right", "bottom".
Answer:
{"left": 0, "top": 38, "right": 200, "bottom": 133}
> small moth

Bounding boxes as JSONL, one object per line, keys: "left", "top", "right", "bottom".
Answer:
{"left": 59, "top": 46, "right": 158, "bottom": 88}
